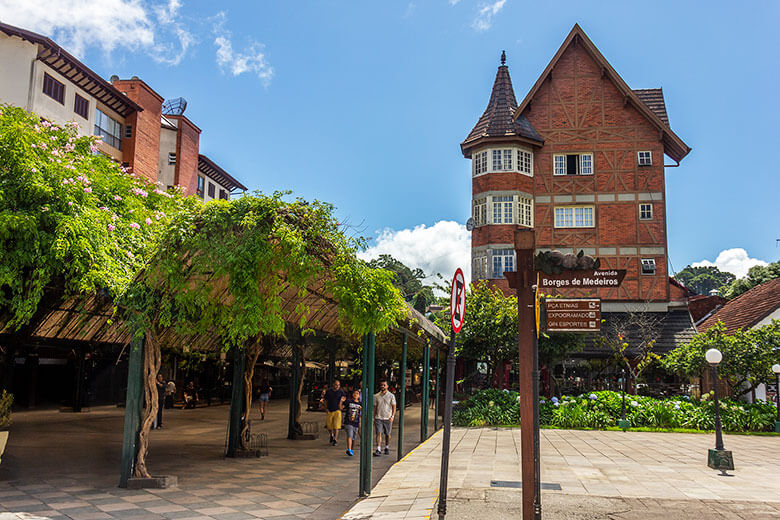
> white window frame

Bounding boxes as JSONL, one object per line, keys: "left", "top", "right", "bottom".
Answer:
{"left": 638, "top": 151, "right": 652, "bottom": 166}
{"left": 639, "top": 203, "right": 653, "bottom": 220}
{"left": 491, "top": 249, "right": 516, "bottom": 278}
{"left": 474, "top": 147, "right": 533, "bottom": 176}
{"left": 518, "top": 196, "right": 533, "bottom": 227}
{"left": 554, "top": 206, "right": 595, "bottom": 228}
{"left": 473, "top": 197, "right": 488, "bottom": 227}
{"left": 472, "top": 253, "right": 488, "bottom": 280}
{"left": 553, "top": 153, "right": 594, "bottom": 176}
{"left": 641, "top": 258, "right": 657, "bottom": 275}
{"left": 492, "top": 196, "right": 513, "bottom": 224}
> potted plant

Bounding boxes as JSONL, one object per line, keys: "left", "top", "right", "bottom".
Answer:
{"left": 0, "top": 390, "right": 12, "bottom": 464}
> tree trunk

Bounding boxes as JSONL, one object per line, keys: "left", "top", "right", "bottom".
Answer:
{"left": 295, "top": 347, "right": 305, "bottom": 425}
{"left": 240, "top": 339, "right": 262, "bottom": 449}
{"left": 134, "top": 331, "right": 161, "bottom": 478}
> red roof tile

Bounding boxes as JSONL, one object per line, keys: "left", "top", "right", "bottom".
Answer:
{"left": 698, "top": 278, "right": 780, "bottom": 334}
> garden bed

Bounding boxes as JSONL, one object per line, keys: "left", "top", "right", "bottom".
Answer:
{"left": 452, "top": 389, "right": 778, "bottom": 433}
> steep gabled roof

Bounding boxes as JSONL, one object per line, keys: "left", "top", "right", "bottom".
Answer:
{"left": 633, "top": 88, "right": 669, "bottom": 125}
{"left": 698, "top": 278, "right": 780, "bottom": 334}
{"left": 461, "top": 53, "right": 543, "bottom": 157}
{"left": 514, "top": 24, "right": 691, "bottom": 164}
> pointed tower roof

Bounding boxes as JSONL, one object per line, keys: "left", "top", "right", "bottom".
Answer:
{"left": 461, "top": 52, "right": 543, "bottom": 157}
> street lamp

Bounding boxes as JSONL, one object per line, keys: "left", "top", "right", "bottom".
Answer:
{"left": 705, "top": 348, "right": 734, "bottom": 474}
{"left": 772, "top": 364, "right": 780, "bottom": 433}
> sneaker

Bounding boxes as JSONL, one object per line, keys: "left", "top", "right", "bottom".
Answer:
{"left": 346, "top": 449, "right": 353, "bottom": 456}
{"left": 373, "top": 449, "right": 381, "bottom": 457}
{"left": 333, "top": 439, "right": 338, "bottom": 446}
{"left": 329, "top": 436, "right": 335, "bottom": 445}
{"left": 384, "top": 447, "right": 390, "bottom": 455}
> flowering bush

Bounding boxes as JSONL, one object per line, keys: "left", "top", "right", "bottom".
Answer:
{"left": 453, "top": 389, "right": 778, "bottom": 432}
{"left": 0, "top": 105, "right": 191, "bottom": 330}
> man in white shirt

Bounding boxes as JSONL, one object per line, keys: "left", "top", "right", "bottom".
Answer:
{"left": 373, "top": 380, "right": 397, "bottom": 456}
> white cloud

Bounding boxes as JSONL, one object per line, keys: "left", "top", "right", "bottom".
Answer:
{"left": 449, "top": 0, "right": 462, "bottom": 5}
{"left": 212, "top": 12, "right": 273, "bottom": 84}
{"left": 472, "top": 0, "right": 506, "bottom": 31}
{"left": 358, "top": 221, "right": 471, "bottom": 290}
{"left": 691, "top": 248, "right": 768, "bottom": 279}
{"left": 0, "top": 0, "right": 191, "bottom": 64}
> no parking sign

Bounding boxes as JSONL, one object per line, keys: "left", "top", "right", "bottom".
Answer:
{"left": 450, "top": 268, "right": 465, "bottom": 333}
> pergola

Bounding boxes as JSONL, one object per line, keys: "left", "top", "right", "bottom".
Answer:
{"left": 0, "top": 273, "right": 447, "bottom": 495}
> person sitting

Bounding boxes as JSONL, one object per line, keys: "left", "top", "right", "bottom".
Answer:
{"left": 183, "top": 381, "right": 199, "bottom": 409}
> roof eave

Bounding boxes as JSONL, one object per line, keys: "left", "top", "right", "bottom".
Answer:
{"left": 461, "top": 134, "right": 544, "bottom": 158}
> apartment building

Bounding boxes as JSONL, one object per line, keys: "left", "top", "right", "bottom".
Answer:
{"left": 462, "top": 25, "right": 696, "bottom": 358}
{"left": 0, "top": 22, "right": 246, "bottom": 200}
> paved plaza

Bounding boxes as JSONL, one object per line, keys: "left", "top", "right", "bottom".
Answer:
{"left": 342, "top": 427, "right": 780, "bottom": 519}
{"left": 0, "top": 401, "right": 435, "bottom": 520}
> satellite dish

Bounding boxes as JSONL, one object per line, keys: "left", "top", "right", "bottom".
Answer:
{"left": 162, "top": 97, "right": 187, "bottom": 116}
{"left": 466, "top": 217, "right": 475, "bottom": 232}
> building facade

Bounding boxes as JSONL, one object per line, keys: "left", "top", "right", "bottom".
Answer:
{"left": 0, "top": 22, "right": 247, "bottom": 200}
{"left": 463, "top": 25, "right": 699, "bottom": 369}
{"left": 464, "top": 25, "right": 691, "bottom": 308}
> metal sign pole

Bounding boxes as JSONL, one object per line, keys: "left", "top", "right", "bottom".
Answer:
{"left": 532, "top": 294, "right": 542, "bottom": 519}
{"left": 437, "top": 326, "right": 456, "bottom": 519}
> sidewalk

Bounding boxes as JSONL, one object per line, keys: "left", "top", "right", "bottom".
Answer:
{"left": 341, "top": 427, "right": 780, "bottom": 519}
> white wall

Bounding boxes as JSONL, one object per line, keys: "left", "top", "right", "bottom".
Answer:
{"left": 0, "top": 34, "right": 37, "bottom": 108}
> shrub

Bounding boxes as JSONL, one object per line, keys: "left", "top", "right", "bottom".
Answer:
{"left": 452, "top": 389, "right": 776, "bottom": 432}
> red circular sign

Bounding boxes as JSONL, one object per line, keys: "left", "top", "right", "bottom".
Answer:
{"left": 450, "top": 268, "right": 466, "bottom": 333}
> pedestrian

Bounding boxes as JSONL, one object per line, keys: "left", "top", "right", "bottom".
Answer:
{"left": 154, "top": 374, "right": 165, "bottom": 429}
{"left": 183, "top": 381, "right": 199, "bottom": 409}
{"left": 258, "top": 378, "right": 272, "bottom": 420}
{"left": 321, "top": 379, "right": 346, "bottom": 446}
{"left": 343, "top": 389, "right": 362, "bottom": 456}
{"left": 164, "top": 380, "right": 176, "bottom": 409}
{"left": 373, "top": 379, "right": 396, "bottom": 456}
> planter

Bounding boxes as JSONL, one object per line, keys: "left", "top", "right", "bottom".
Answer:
{"left": 0, "top": 430, "right": 8, "bottom": 465}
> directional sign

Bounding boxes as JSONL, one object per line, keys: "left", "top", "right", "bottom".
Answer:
{"left": 450, "top": 268, "right": 466, "bottom": 333}
{"left": 545, "top": 298, "right": 601, "bottom": 332}
{"left": 539, "top": 269, "right": 626, "bottom": 290}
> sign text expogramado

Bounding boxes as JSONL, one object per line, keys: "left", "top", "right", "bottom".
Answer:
{"left": 545, "top": 298, "right": 601, "bottom": 332}
{"left": 539, "top": 269, "right": 627, "bottom": 289}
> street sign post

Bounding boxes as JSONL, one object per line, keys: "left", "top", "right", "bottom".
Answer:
{"left": 438, "top": 268, "right": 465, "bottom": 519}
{"left": 545, "top": 298, "right": 601, "bottom": 332}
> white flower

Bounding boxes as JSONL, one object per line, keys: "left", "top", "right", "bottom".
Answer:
{"left": 630, "top": 400, "right": 639, "bottom": 407}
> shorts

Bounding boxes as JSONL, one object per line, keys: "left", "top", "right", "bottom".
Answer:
{"left": 259, "top": 393, "right": 270, "bottom": 402}
{"left": 374, "top": 418, "right": 391, "bottom": 436}
{"left": 344, "top": 424, "right": 359, "bottom": 440}
{"left": 326, "top": 411, "right": 342, "bottom": 430}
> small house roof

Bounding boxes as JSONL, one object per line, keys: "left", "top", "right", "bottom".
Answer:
{"left": 698, "top": 278, "right": 780, "bottom": 334}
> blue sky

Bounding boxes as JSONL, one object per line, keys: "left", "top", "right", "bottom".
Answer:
{"left": 2, "top": 0, "right": 778, "bottom": 281}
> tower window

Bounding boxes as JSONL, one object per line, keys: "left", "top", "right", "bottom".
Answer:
{"left": 472, "top": 253, "right": 488, "bottom": 280}
{"left": 553, "top": 153, "right": 594, "bottom": 176}
{"left": 638, "top": 151, "right": 652, "bottom": 166}
{"left": 518, "top": 150, "right": 532, "bottom": 175}
{"left": 491, "top": 249, "right": 515, "bottom": 278}
{"left": 473, "top": 197, "right": 488, "bottom": 227}
{"left": 639, "top": 203, "right": 653, "bottom": 220}
{"left": 641, "top": 258, "right": 657, "bottom": 275}
{"left": 474, "top": 151, "right": 488, "bottom": 175}
{"left": 492, "top": 149, "right": 514, "bottom": 171}
{"left": 518, "top": 196, "right": 533, "bottom": 227}
{"left": 492, "top": 196, "right": 513, "bottom": 224}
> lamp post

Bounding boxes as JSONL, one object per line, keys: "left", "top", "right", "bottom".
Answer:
{"left": 772, "top": 363, "right": 780, "bottom": 433}
{"left": 618, "top": 368, "right": 629, "bottom": 430}
{"left": 705, "top": 348, "right": 734, "bottom": 474}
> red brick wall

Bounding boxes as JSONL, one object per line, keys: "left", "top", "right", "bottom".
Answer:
{"left": 114, "top": 79, "right": 163, "bottom": 183}
{"left": 170, "top": 116, "right": 201, "bottom": 196}
{"left": 521, "top": 42, "right": 669, "bottom": 302}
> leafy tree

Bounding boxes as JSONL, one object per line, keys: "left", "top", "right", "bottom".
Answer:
{"left": 366, "top": 254, "right": 435, "bottom": 313}
{"left": 723, "top": 260, "right": 780, "bottom": 299}
{"left": 673, "top": 265, "right": 735, "bottom": 295}
{"left": 661, "top": 320, "right": 780, "bottom": 397}
{"left": 596, "top": 305, "right": 663, "bottom": 386}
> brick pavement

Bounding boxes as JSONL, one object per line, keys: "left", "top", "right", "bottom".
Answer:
{"left": 342, "top": 427, "right": 780, "bottom": 519}
{"left": 0, "top": 401, "right": 435, "bottom": 520}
